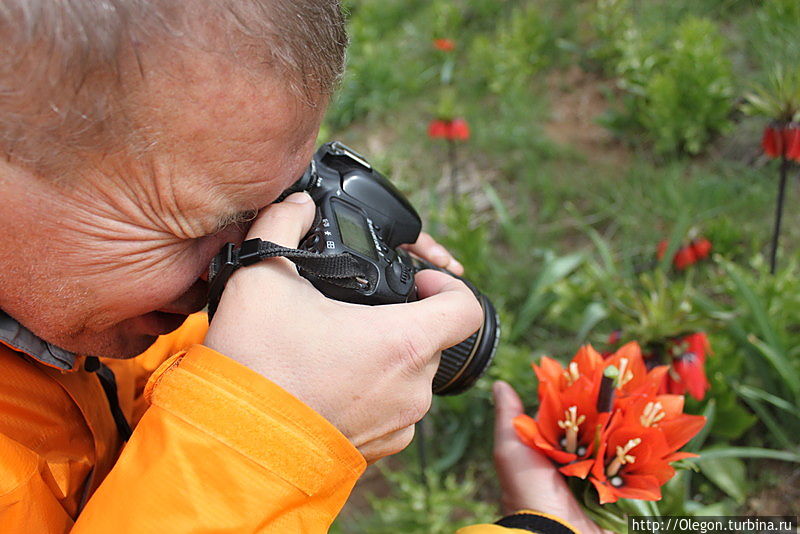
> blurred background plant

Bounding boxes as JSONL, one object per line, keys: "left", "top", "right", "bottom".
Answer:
{"left": 327, "top": 0, "right": 800, "bottom": 531}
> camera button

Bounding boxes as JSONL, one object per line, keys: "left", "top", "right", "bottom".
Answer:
{"left": 385, "top": 260, "right": 413, "bottom": 295}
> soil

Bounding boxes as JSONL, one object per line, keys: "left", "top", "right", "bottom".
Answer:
{"left": 543, "top": 66, "right": 630, "bottom": 167}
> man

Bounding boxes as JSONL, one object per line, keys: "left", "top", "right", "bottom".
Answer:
{"left": 0, "top": 1, "right": 600, "bottom": 532}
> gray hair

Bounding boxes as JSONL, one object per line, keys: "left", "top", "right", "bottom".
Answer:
{"left": 0, "top": 0, "right": 347, "bottom": 174}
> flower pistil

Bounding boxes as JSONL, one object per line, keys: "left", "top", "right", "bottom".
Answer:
{"left": 606, "top": 437, "right": 641, "bottom": 481}
{"left": 557, "top": 406, "right": 586, "bottom": 454}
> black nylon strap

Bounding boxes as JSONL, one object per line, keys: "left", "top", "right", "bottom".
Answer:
{"left": 495, "top": 513, "right": 577, "bottom": 534}
{"left": 207, "top": 239, "right": 368, "bottom": 319}
{"left": 85, "top": 356, "right": 133, "bottom": 441}
{"left": 240, "top": 240, "right": 364, "bottom": 281}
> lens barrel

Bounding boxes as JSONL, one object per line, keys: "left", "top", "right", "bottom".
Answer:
{"left": 433, "top": 288, "right": 500, "bottom": 395}
{"left": 408, "top": 258, "right": 500, "bottom": 395}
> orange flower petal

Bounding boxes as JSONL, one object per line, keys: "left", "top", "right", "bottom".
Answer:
{"left": 659, "top": 415, "right": 706, "bottom": 451}
{"left": 614, "top": 474, "right": 662, "bottom": 501}
{"left": 560, "top": 459, "right": 594, "bottom": 479}
{"left": 665, "top": 451, "right": 699, "bottom": 462}
{"left": 534, "top": 356, "right": 564, "bottom": 388}
{"left": 590, "top": 477, "right": 619, "bottom": 504}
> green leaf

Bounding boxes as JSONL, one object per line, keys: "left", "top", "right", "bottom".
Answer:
{"left": 735, "top": 384, "right": 797, "bottom": 415}
{"left": 720, "top": 260, "right": 782, "bottom": 351}
{"left": 511, "top": 252, "right": 584, "bottom": 340}
{"left": 697, "top": 446, "right": 800, "bottom": 463}
{"left": 684, "top": 399, "right": 715, "bottom": 453}
{"left": 657, "top": 212, "right": 691, "bottom": 273}
{"left": 747, "top": 334, "right": 800, "bottom": 400}
{"left": 736, "top": 393, "right": 794, "bottom": 451}
{"left": 576, "top": 302, "right": 609, "bottom": 343}
{"left": 697, "top": 455, "right": 747, "bottom": 504}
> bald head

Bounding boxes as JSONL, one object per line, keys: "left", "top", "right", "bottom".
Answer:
{"left": 0, "top": 0, "right": 346, "bottom": 176}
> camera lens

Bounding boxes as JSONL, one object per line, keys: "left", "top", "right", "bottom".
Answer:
{"left": 406, "top": 256, "right": 500, "bottom": 395}
{"left": 433, "top": 288, "right": 500, "bottom": 396}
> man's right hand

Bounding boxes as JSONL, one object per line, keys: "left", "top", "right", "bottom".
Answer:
{"left": 204, "top": 192, "right": 483, "bottom": 463}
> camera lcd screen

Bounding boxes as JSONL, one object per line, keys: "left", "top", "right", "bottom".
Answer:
{"left": 334, "top": 203, "right": 378, "bottom": 260}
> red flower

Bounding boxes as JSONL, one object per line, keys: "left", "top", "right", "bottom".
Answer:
{"left": 602, "top": 343, "right": 669, "bottom": 399}
{"left": 589, "top": 413, "right": 701, "bottom": 504}
{"left": 428, "top": 119, "right": 449, "bottom": 139}
{"left": 665, "top": 333, "right": 711, "bottom": 401}
{"left": 515, "top": 343, "right": 704, "bottom": 505}
{"left": 691, "top": 237, "right": 712, "bottom": 260}
{"left": 763, "top": 123, "right": 800, "bottom": 160}
{"left": 672, "top": 246, "right": 697, "bottom": 270}
{"left": 788, "top": 126, "right": 800, "bottom": 162}
{"left": 514, "top": 377, "right": 608, "bottom": 478}
{"left": 763, "top": 125, "right": 782, "bottom": 158}
{"left": 433, "top": 38, "right": 455, "bottom": 52}
{"left": 656, "top": 240, "right": 668, "bottom": 260}
{"left": 427, "top": 118, "right": 471, "bottom": 141}
{"left": 449, "top": 118, "right": 470, "bottom": 140}
{"left": 607, "top": 330, "right": 623, "bottom": 346}
{"left": 533, "top": 345, "right": 604, "bottom": 393}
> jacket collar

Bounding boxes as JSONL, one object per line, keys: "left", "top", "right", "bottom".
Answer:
{"left": 0, "top": 310, "right": 77, "bottom": 370}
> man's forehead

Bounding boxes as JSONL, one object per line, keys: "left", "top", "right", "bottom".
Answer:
{"left": 132, "top": 51, "right": 324, "bottom": 225}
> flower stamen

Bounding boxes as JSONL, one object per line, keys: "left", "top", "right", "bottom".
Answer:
{"left": 562, "top": 362, "right": 580, "bottom": 386}
{"left": 557, "top": 406, "right": 586, "bottom": 454}
{"left": 617, "top": 358, "right": 634, "bottom": 388}
{"left": 606, "top": 437, "right": 641, "bottom": 477}
{"left": 640, "top": 401, "right": 666, "bottom": 427}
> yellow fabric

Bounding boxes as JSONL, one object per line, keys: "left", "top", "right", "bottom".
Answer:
{"left": 0, "top": 312, "right": 366, "bottom": 532}
{"left": 457, "top": 526, "right": 534, "bottom": 534}
{"left": 456, "top": 510, "right": 580, "bottom": 534}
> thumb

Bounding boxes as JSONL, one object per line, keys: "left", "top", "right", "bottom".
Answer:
{"left": 246, "top": 192, "right": 316, "bottom": 248}
{"left": 493, "top": 380, "right": 525, "bottom": 449}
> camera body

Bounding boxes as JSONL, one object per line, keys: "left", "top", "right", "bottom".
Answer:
{"left": 291, "top": 142, "right": 421, "bottom": 305}
{"left": 209, "top": 141, "right": 499, "bottom": 395}
{"left": 285, "top": 142, "right": 500, "bottom": 395}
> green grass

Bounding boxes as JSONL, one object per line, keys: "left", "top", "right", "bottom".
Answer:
{"left": 326, "top": 0, "right": 800, "bottom": 530}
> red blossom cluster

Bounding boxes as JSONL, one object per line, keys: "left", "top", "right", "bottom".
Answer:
{"left": 663, "top": 333, "right": 711, "bottom": 401}
{"left": 762, "top": 123, "right": 800, "bottom": 161}
{"left": 433, "top": 38, "right": 455, "bottom": 52}
{"left": 428, "top": 118, "right": 471, "bottom": 141}
{"left": 656, "top": 237, "right": 712, "bottom": 270}
{"left": 514, "top": 344, "right": 705, "bottom": 504}
{"left": 608, "top": 332, "right": 712, "bottom": 402}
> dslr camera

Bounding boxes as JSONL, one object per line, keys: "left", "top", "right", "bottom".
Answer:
{"left": 210, "top": 142, "right": 499, "bottom": 395}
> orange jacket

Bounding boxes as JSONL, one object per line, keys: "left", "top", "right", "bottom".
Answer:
{"left": 0, "top": 312, "right": 366, "bottom": 532}
{"left": 0, "top": 311, "right": 575, "bottom": 533}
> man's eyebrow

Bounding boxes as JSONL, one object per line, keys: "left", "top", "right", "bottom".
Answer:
{"left": 213, "top": 209, "right": 258, "bottom": 234}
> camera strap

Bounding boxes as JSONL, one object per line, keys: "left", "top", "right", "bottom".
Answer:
{"left": 207, "top": 239, "right": 367, "bottom": 319}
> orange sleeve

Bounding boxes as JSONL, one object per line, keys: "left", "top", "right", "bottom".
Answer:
{"left": 73, "top": 344, "right": 366, "bottom": 533}
{"left": 0, "top": 433, "right": 74, "bottom": 533}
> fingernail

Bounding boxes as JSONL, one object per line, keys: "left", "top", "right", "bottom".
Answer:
{"left": 285, "top": 192, "right": 311, "bottom": 204}
{"left": 450, "top": 259, "right": 463, "bottom": 272}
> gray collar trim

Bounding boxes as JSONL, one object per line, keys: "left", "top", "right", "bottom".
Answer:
{"left": 0, "top": 311, "right": 76, "bottom": 370}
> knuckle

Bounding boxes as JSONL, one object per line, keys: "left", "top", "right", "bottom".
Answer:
{"left": 395, "top": 390, "right": 432, "bottom": 430}
{"left": 397, "top": 329, "right": 434, "bottom": 374}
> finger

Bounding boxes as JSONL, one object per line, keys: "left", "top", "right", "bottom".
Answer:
{"left": 493, "top": 380, "right": 525, "bottom": 449}
{"left": 393, "top": 269, "right": 483, "bottom": 351}
{"left": 245, "top": 192, "right": 315, "bottom": 248}
{"left": 403, "top": 232, "right": 464, "bottom": 275}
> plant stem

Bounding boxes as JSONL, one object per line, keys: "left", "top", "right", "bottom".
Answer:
{"left": 448, "top": 139, "right": 458, "bottom": 199}
{"left": 769, "top": 152, "right": 789, "bottom": 274}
